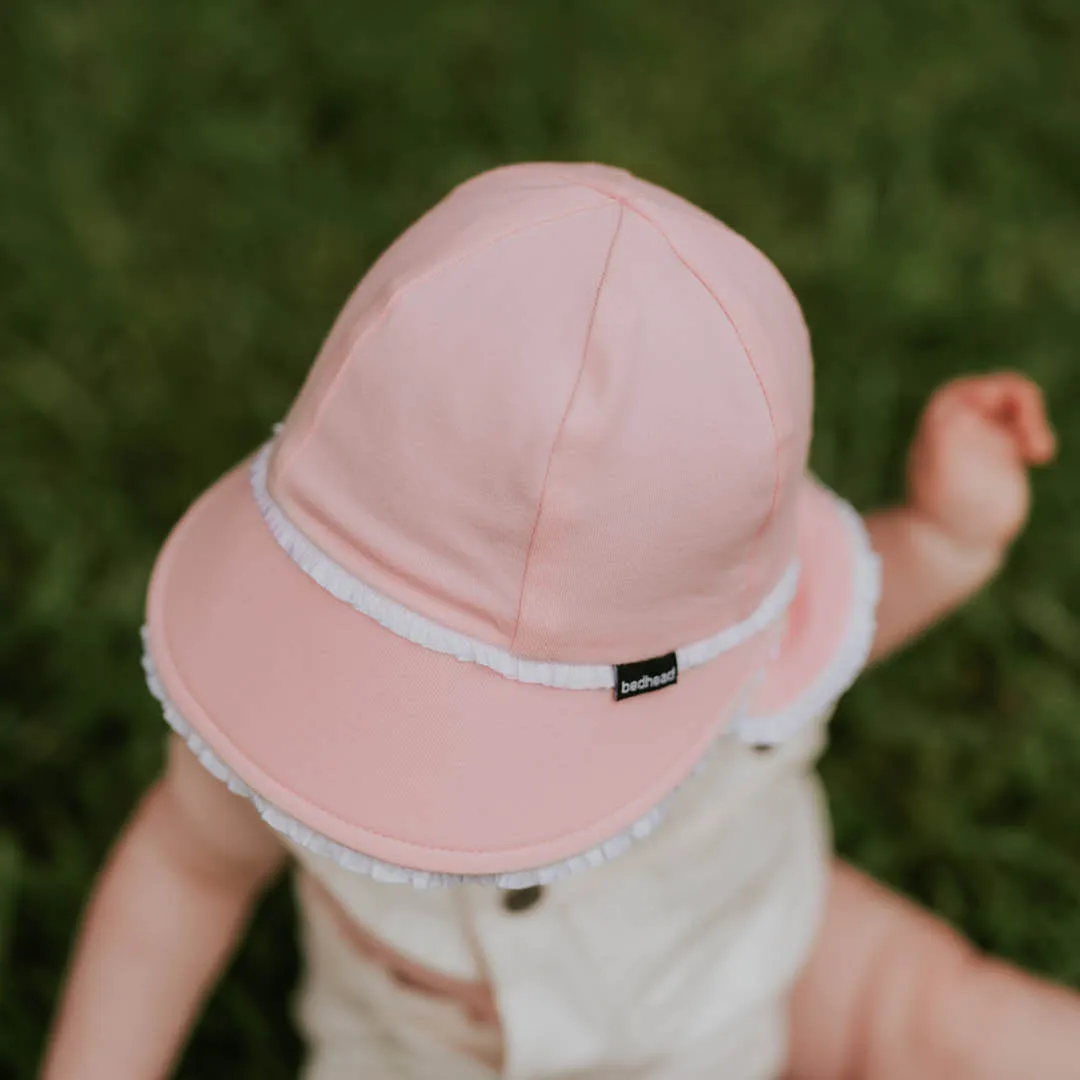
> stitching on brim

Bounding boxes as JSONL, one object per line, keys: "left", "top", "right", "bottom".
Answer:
{"left": 141, "top": 630, "right": 759, "bottom": 889}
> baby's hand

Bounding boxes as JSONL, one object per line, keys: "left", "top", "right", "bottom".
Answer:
{"left": 907, "top": 372, "right": 1056, "bottom": 554}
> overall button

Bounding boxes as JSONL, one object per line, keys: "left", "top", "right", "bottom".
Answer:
{"left": 502, "top": 885, "right": 544, "bottom": 913}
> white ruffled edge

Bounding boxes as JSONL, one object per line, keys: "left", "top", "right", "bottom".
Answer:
{"left": 142, "top": 467, "right": 879, "bottom": 889}
{"left": 250, "top": 438, "right": 798, "bottom": 690}
{"left": 730, "top": 493, "right": 882, "bottom": 747}
{"left": 140, "top": 626, "right": 753, "bottom": 890}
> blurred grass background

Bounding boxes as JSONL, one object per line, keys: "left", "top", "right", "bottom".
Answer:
{"left": 2, "top": 0, "right": 1079, "bottom": 1075}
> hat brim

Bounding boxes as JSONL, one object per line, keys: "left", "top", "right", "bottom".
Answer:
{"left": 733, "top": 479, "right": 881, "bottom": 747}
{"left": 144, "top": 461, "right": 876, "bottom": 882}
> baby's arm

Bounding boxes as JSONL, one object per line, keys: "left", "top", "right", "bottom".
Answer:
{"left": 784, "top": 373, "right": 1073, "bottom": 1078}
{"left": 786, "top": 375, "right": 1077, "bottom": 1078}
{"left": 863, "top": 373, "right": 1055, "bottom": 663}
{"left": 41, "top": 735, "right": 285, "bottom": 1080}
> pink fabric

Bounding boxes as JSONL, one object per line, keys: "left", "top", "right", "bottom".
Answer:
{"left": 145, "top": 162, "right": 858, "bottom": 877}
{"left": 749, "top": 480, "right": 857, "bottom": 715}
{"left": 147, "top": 460, "right": 774, "bottom": 872}
{"left": 144, "top": 467, "right": 856, "bottom": 874}
{"left": 270, "top": 163, "right": 811, "bottom": 659}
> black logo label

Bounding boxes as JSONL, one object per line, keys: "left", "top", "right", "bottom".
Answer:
{"left": 614, "top": 652, "right": 678, "bottom": 701}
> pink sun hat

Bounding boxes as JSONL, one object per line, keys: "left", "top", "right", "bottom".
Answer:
{"left": 141, "top": 163, "right": 880, "bottom": 888}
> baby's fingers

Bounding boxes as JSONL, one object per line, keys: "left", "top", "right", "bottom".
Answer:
{"left": 954, "top": 373, "right": 1056, "bottom": 465}
{"left": 998, "top": 381, "right": 1055, "bottom": 465}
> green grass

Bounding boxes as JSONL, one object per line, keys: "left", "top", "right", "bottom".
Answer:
{"left": 2, "top": 1, "right": 1079, "bottom": 1075}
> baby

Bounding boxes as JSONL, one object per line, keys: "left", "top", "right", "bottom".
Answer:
{"left": 43, "top": 164, "right": 1079, "bottom": 1079}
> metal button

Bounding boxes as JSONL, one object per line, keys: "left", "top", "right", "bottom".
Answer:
{"left": 502, "top": 885, "right": 544, "bottom": 913}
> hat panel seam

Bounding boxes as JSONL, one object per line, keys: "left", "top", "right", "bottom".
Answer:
{"left": 276, "top": 198, "right": 611, "bottom": 484}
{"left": 509, "top": 202, "right": 627, "bottom": 651}
{"left": 623, "top": 201, "right": 783, "bottom": 614}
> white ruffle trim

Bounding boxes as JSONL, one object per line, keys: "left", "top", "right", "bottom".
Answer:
{"left": 250, "top": 439, "right": 798, "bottom": 690}
{"left": 730, "top": 494, "right": 882, "bottom": 747}
{"left": 143, "top": 456, "right": 881, "bottom": 889}
{"left": 140, "top": 626, "right": 752, "bottom": 890}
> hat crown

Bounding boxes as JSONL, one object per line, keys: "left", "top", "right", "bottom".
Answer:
{"left": 270, "top": 164, "right": 813, "bottom": 663}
